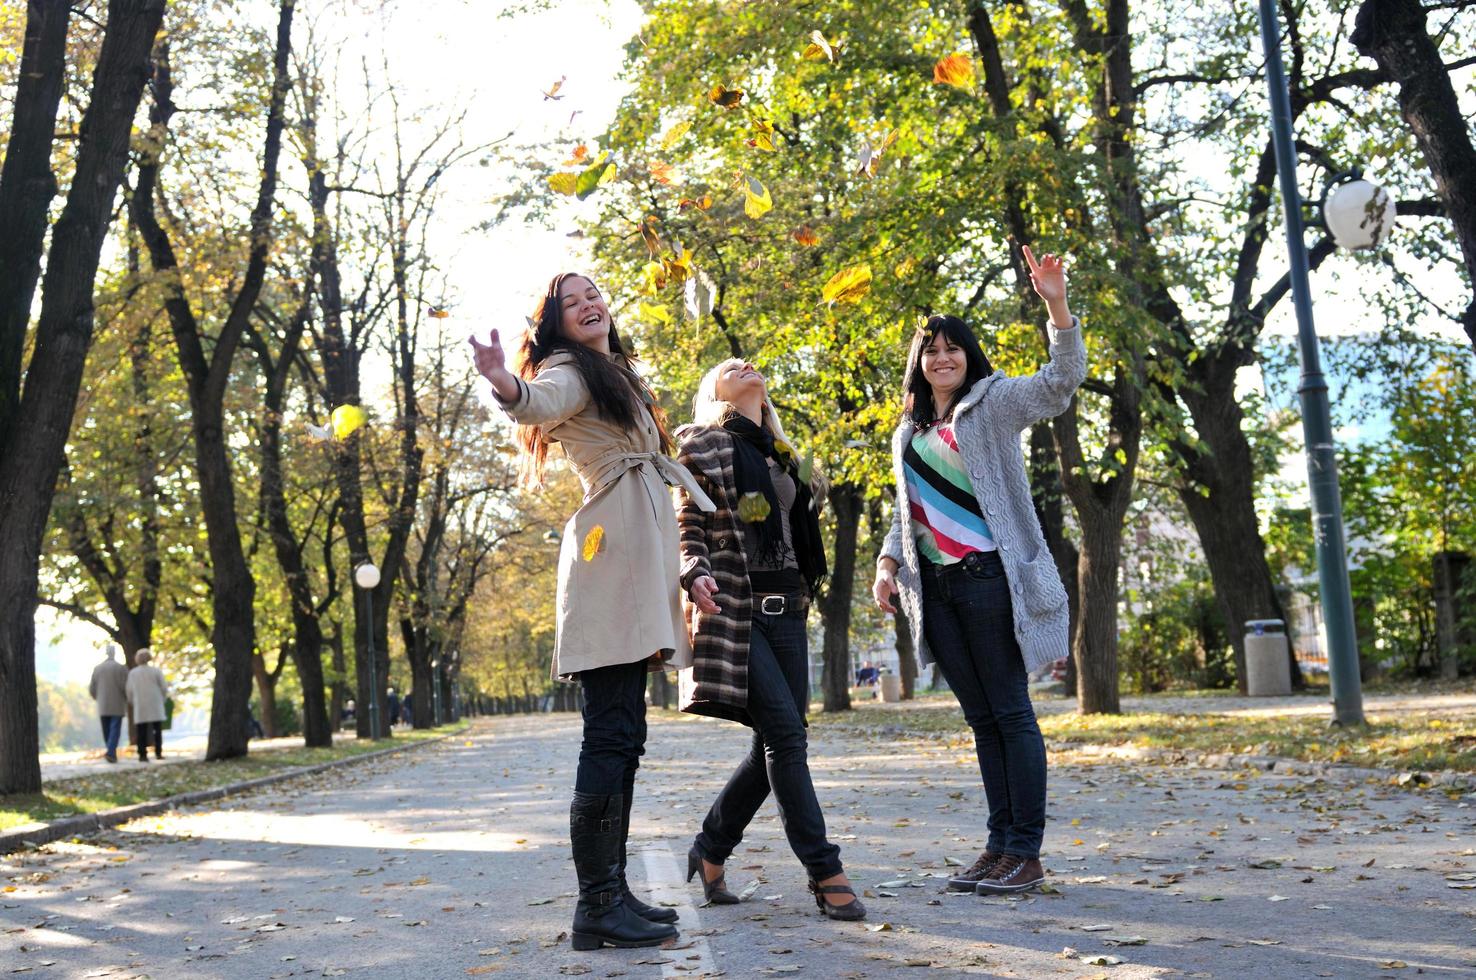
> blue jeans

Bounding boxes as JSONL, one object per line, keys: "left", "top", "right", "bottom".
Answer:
{"left": 695, "top": 609, "right": 843, "bottom": 880}
{"left": 921, "top": 552, "right": 1047, "bottom": 858}
{"left": 100, "top": 716, "right": 122, "bottom": 757}
{"left": 575, "top": 659, "right": 649, "bottom": 797}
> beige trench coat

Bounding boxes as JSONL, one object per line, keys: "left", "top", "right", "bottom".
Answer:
{"left": 495, "top": 352, "right": 715, "bottom": 679}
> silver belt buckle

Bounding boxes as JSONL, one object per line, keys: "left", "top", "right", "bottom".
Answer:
{"left": 759, "top": 595, "right": 786, "bottom": 615}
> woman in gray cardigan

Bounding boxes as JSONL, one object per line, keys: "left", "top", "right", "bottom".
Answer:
{"left": 873, "top": 246, "right": 1086, "bottom": 896}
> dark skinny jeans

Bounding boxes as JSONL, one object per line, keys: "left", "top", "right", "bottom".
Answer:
{"left": 575, "top": 658, "right": 649, "bottom": 799}
{"left": 694, "top": 608, "right": 843, "bottom": 881}
{"left": 921, "top": 551, "right": 1047, "bottom": 858}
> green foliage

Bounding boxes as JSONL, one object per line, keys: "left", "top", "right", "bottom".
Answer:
{"left": 37, "top": 680, "right": 97, "bottom": 753}
{"left": 1119, "top": 574, "right": 1234, "bottom": 693}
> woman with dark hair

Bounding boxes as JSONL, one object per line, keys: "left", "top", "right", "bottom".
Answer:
{"left": 470, "top": 272, "right": 714, "bottom": 951}
{"left": 673, "top": 359, "right": 865, "bottom": 922}
{"left": 872, "top": 246, "right": 1086, "bottom": 897}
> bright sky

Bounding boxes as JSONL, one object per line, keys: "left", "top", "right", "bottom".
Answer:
{"left": 36, "top": 0, "right": 1473, "bottom": 683}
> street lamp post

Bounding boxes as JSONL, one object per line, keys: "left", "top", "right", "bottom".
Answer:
{"left": 354, "top": 562, "right": 382, "bottom": 739}
{"left": 431, "top": 658, "right": 442, "bottom": 727}
{"left": 1256, "top": 0, "right": 1366, "bottom": 727}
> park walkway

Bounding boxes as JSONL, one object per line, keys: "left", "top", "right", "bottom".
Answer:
{"left": 3, "top": 706, "right": 1473, "bottom": 978}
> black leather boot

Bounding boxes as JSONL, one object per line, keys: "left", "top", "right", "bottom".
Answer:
{"left": 619, "top": 790, "right": 678, "bottom": 923}
{"left": 570, "top": 792, "right": 679, "bottom": 951}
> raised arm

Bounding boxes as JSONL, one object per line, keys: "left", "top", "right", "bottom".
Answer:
{"left": 991, "top": 246, "right": 1088, "bottom": 430}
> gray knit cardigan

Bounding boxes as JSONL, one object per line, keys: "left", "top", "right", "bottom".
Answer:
{"left": 880, "top": 319, "right": 1088, "bottom": 674}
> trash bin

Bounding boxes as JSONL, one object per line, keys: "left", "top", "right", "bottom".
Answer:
{"left": 880, "top": 673, "right": 902, "bottom": 703}
{"left": 1244, "top": 619, "right": 1292, "bottom": 696}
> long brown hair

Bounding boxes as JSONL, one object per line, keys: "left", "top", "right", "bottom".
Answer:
{"left": 514, "top": 273, "right": 672, "bottom": 486}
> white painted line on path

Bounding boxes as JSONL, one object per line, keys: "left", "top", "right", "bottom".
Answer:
{"left": 637, "top": 842, "right": 720, "bottom": 977}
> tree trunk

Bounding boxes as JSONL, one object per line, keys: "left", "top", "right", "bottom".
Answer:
{"left": 131, "top": 2, "right": 295, "bottom": 761}
{"left": 817, "top": 483, "right": 861, "bottom": 712}
{"left": 894, "top": 605, "right": 917, "bottom": 700}
{"left": 1074, "top": 509, "right": 1123, "bottom": 714}
{"left": 1353, "top": 0, "right": 1476, "bottom": 349}
{"left": 0, "top": 0, "right": 70, "bottom": 447}
{"left": 1031, "top": 422, "right": 1080, "bottom": 686}
{"left": 252, "top": 650, "right": 279, "bottom": 739}
{"left": 0, "top": 0, "right": 165, "bottom": 796}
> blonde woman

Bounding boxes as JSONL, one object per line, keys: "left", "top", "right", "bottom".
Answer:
{"left": 673, "top": 359, "right": 865, "bottom": 921}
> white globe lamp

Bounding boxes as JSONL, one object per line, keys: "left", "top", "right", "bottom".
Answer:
{"left": 354, "top": 562, "right": 381, "bottom": 590}
{"left": 1323, "top": 178, "right": 1394, "bottom": 251}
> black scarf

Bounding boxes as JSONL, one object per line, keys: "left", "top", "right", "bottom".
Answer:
{"left": 719, "top": 412, "right": 827, "bottom": 592}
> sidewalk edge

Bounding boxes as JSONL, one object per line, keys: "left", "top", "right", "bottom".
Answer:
{"left": 1, "top": 734, "right": 453, "bottom": 855}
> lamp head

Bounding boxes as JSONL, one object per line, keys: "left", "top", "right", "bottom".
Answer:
{"left": 354, "top": 563, "right": 381, "bottom": 589}
{"left": 1324, "top": 177, "right": 1394, "bottom": 250}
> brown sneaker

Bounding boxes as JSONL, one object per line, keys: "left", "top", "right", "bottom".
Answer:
{"left": 946, "top": 850, "right": 1002, "bottom": 892}
{"left": 974, "top": 855, "right": 1045, "bottom": 894}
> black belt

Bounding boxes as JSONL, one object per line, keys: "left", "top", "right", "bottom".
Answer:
{"left": 754, "top": 593, "right": 808, "bottom": 615}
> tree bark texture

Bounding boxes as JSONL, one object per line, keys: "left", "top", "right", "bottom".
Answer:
{"left": 817, "top": 483, "right": 861, "bottom": 713}
{"left": 0, "top": 0, "right": 70, "bottom": 448}
{"left": 0, "top": 0, "right": 165, "bottom": 796}
{"left": 131, "top": 1, "right": 295, "bottom": 760}
{"left": 1353, "top": 0, "right": 1476, "bottom": 349}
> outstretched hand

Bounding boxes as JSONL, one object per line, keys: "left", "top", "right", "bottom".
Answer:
{"left": 468, "top": 329, "right": 506, "bottom": 382}
{"left": 1022, "top": 245, "right": 1067, "bottom": 305}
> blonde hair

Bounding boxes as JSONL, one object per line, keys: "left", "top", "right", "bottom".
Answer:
{"left": 691, "top": 358, "right": 828, "bottom": 501}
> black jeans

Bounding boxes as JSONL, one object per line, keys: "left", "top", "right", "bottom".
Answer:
{"left": 921, "top": 552, "right": 1047, "bottom": 858}
{"left": 694, "top": 609, "right": 843, "bottom": 881}
{"left": 576, "top": 659, "right": 649, "bottom": 797}
{"left": 135, "top": 721, "right": 163, "bottom": 760}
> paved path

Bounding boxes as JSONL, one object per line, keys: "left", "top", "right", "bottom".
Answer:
{"left": 860, "top": 689, "right": 1476, "bottom": 721}
{"left": 3, "top": 711, "right": 1473, "bottom": 978}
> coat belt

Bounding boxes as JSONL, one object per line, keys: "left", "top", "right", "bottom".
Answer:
{"left": 590, "top": 451, "right": 716, "bottom": 513}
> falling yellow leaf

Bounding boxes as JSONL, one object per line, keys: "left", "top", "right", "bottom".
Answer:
{"left": 679, "top": 194, "right": 713, "bottom": 212}
{"left": 331, "top": 404, "right": 367, "bottom": 440}
{"left": 821, "top": 264, "right": 871, "bottom": 305}
{"left": 802, "top": 29, "right": 837, "bottom": 62}
{"left": 542, "top": 75, "right": 566, "bottom": 100}
{"left": 563, "top": 144, "right": 589, "bottom": 166}
{"left": 582, "top": 525, "right": 605, "bottom": 561}
{"left": 660, "top": 119, "right": 692, "bottom": 150}
{"left": 708, "top": 83, "right": 745, "bottom": 109}
{"left": 737, "top": 491, "right": 772, "bottom": 523}
{"left": 639, "top": 302, "right": 673, "bottom": 326}
{"left": 932, "top": 52, "right": 974, "bottom": 89}
{"left": 428, "top": 306, "right": 450, "bottom": 319}
{"left": 743, "top": 176, "right": 772, "bottom": 219}
{"left": 747, "top": 118, "right": 776, "bottom": 152}
{"left": 662, "top": 246, "right": 695, "bottom": 285}
{"left": 648, "top": 160, "right": 675, "bottom": 184}
{"left": 547, "top": 172, "right": 579, "bottom": 196}
{"left": 639, "top": 216, "right": 663, "bottom": 258}
{"left": 792, "top": 225, "right": 819, "bottom": 247}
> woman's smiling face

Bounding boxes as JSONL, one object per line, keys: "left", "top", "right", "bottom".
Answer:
{"left": 920, "top": 332, "right": 966, "bottom": 403}
{"left": 714, "top": 360, "right": 767, "bottom": 403}
{"left": 556, "top": 276, "right": 611, "bottom": 351}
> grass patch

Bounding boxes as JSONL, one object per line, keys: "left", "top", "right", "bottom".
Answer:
{"left": 0, "top": 722, "right": 467, "bottom": 832}
{"left": 811, "top": 700, "right": 1476, "bottom": 773}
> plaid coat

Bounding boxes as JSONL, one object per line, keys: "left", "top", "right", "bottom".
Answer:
{"left": 673, "top": 425, "right": 754, "bottom": 726}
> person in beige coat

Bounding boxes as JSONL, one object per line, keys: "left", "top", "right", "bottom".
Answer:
{"left": 125, "top": 648, "right": 169, "bottom": 762}
{"left": 88, "top": 645, "right": 129, "bottom": 763}
{"left": 470, "top": 272, "right": 712, "bottom": 953}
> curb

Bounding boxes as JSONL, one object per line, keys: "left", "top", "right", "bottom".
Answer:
{"left": 1, "top": 732, "right": 456, "bottom": 855}
{"left": 820, "top": 722, "right": 1475, "bottom": 793}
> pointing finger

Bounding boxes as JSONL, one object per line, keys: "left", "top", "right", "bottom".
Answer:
{"left": 1022, "top": 244, "right": 1041, "bottom": 274}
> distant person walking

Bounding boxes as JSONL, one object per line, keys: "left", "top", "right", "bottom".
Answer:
{"left": 88, "top": 645, "right": 129, "bottom": 764}
{"left": 126, "top": 648, "right": 170, "bottom": 762}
